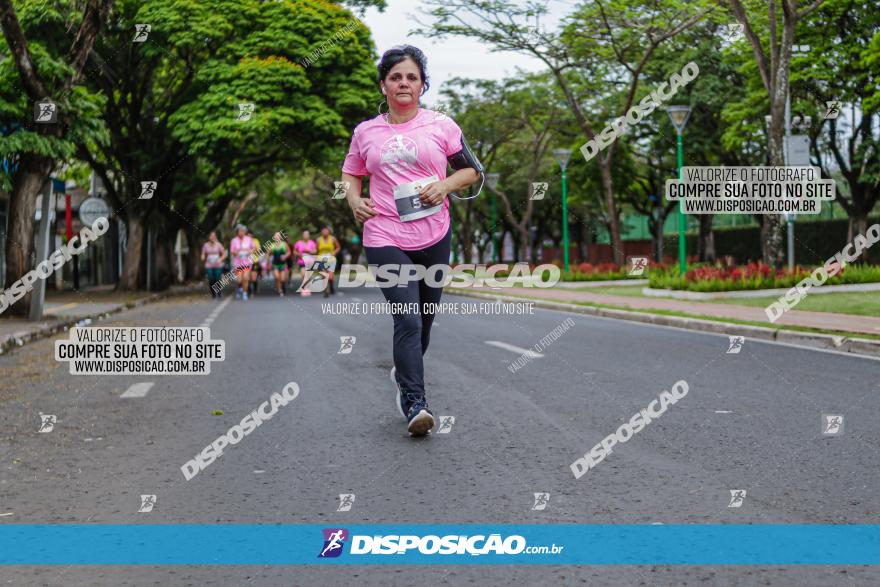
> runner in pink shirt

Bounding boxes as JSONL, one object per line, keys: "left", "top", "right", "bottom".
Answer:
{"left": 339, "top": 45, "right": 482, "bottom": 436}
{"left": 201, "top": 231, "right": 227, "bottom": 299}
{"left": 293, "top": 230, "right": 317, "bottom": 297}
{"left": 229, "top": 225, "right": 257, "bottom": 300}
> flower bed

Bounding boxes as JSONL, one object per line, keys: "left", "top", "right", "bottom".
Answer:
{"left": 648, "top": 262, "right": 880, "bottom": 292}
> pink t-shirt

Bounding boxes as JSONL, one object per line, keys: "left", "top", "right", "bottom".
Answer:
{"left": 202, "top": 242, "right": 224, "bottom": 269}
{"left": 342, "top": 109, "right": 463, "bottom": 249}
{"left": 294, "top": 240, "right": 316, "bottom": 265}
{"left": 230, "top": 235, "right": 256, "bottom": 269}
{"left": 294, "top": 240, "right": 316, "bottom": 255}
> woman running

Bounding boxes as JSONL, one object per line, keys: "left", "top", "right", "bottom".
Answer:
{"left": 294, "top": 230, "right": 317, "bottom": 297}
{"left": 229, "top": 225, "right": 256, "bottom": 300}
{"left": 283, "top": 234, "right": 295, "bottom": 294}
{"left": 339, "top": 45, "right": 481, "bottom": 436}
{"left": 248, "top": 229, "right": 261, "bottom": 296}
{"left": 316, "top": 226, "right": 342, "bottom": 297}
{"left": 270, "top": 232, "right": 290, "bottom": 296}
{"left": 201, "top": 231, "right": 227, "bottom": 299}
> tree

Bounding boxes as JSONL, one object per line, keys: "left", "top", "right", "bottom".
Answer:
{"left": 724, "top": 0, "right": 826, "bottom": 266}
{"left": 0, "top": 0, "right": 112, "bottom": 315}
{"left": 420, "top": 0, "right": 713, "bottom": 265}
{"left": 795, "top": 0, "right": 879, "bottom": 243}
{"left": 75, "top": 0, "right": 376, "bottom": 289}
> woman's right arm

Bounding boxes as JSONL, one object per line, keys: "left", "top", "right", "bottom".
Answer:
{"left": 342, "top": 173, "right": 376, "bottom": 224}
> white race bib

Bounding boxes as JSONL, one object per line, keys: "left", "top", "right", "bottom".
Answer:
{"left": 394, "top": 175, "right": 442, "bottom": 222}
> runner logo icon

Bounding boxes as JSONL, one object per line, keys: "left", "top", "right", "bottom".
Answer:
{"left": 318, "top": 528, "right": 348, "bottom": 558}
{"left": 530, "top": 182, "right": 548, "bottom": 201}
{"left": 337, "top": 337, "right": 356, "bottom": 354}
{"left": 337, "top": 494, "right": 355, "bottom": 512}
{"left": 437, "top": 416, "right": 455, "bottom": 433}
{"left": 531, "top": 492, "right": 550, "bottom": 511}
{"left": 38, "top": 414, "right": 56, "bottom": 433}
{"left": 726, "top": 336, "right": 744, "bottom": 354}
{"left": 822, "top": 414, "right": 844, "bottom": 435}
{"left": 628, "top": 257, "right": 648, "bottom": 276}
{"left": 138, "top": 494, "right": 157, "bottom": 512}
{"left": 728, "top": 490, "right": 746, "bottom": 508}
{"left": 298, "top": 255, "right": 337, "bottom": 293}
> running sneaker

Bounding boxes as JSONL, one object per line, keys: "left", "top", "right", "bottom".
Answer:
{"left": 390, "top": 367, "right": 405, "bottom": 418}
{"left": 405, "top": 395, "right": 434, "bottom": 436}
{"left": 242, "top": 291, "right": 249, "bottom": 301}
{"left": 235, "top": 288, "right": 242, "bottom": 300}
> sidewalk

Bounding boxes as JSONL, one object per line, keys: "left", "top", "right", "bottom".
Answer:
{"left": 492, "top": 287, "right": 880, "bottom": 336}
{"left": 0, "top": 283, "right": 204, "bottom": 354}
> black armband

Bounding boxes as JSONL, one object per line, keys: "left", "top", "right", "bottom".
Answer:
{"left": 447, "top": 135, "right": 484, "bottom": 174}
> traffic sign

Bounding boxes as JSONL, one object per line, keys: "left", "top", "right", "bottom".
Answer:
{"left": 79, "top": 197, "right": 111, "bottom": 225}
{"left": 784, "top": 135, "right": 810, "bottom": 166}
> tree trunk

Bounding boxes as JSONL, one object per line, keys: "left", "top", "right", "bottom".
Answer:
{"left": 461, "top": 206, "right": 473, "bottom": 264}
{"left": 599, "top": 161, "right": 623, "bottom": 265}
{"left": 3, "top": 155, "right": 53, "bottom": 316}
{"left": 697, "top": 214, "right": 716, "bottom": 262}
{"left": 121, "top": 213, "right": 146, "bottom": 290}
{"left": 847, "top": 211, "right": 868, "bottom": 245}
{"left": 155, "top": 233, "right": 173, "bottom": 289}
{"left": 186, "top": 229, "right": 202, "bottom": 281}
{"left": 474, "top": 239, "right": 486, "bottom": 264}
{"left": 761, "top": 215, "right": 784, "bottom": 267}
{"left": 760, "top": 17, "right": 796, "bottom": 268}
{"left": 515, "top": 225, "right": 529, "bottom": 265}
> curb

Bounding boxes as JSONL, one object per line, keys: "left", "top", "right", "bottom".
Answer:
{"left": 445, "top": 289, "right": 880, "bottom": 359}
{"left": 0, "top": 284, "right": 204, "bottom": 356}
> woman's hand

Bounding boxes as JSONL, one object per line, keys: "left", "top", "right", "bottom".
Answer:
{"left": 419, "top": 179, "right": 449, "bottom": 207}
{"left": 350, "top": 197, "right": 377, "bottom": 224}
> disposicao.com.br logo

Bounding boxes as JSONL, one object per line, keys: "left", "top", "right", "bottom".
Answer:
{"left": 318, "top": 528, "right": 563, "bottom": 558}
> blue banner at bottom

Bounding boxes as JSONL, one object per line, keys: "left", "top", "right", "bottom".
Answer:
{"left": 0, "top": 524, "right": 877, "bottom": 565}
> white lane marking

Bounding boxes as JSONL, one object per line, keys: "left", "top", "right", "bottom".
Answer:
{"left": 715, "top": 410, "right": 733, "bottom": 414}
{"left": 121, "top": 382, "right": 154, "bottom": 398}
{"left": 201, "top": 297, "right": 231, "bottom": 328}
{"left": 484, "top": 341, "right": 544, "bottom": 358}
{"left": 0, "top": 513, "right": 13, "bottom": 517}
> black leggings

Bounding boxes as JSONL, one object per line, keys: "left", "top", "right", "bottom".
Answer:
{"left": 364, "top": 227, "right": 451, "bottom": 397}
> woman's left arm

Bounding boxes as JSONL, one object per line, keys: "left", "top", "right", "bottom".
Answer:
{"left": 419, "top": 168, "right": 480, "bottom": 207}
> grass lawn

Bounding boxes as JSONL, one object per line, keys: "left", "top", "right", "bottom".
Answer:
{"left": 707, "top": 291, "right": 880, "bottom": 316}
{"left": 571, "top": 285, "right": 645, "bottom": 297}
{"left": 570, "top": 285, "right": 880, "bottom": 317}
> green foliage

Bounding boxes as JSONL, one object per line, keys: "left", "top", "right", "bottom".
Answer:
{"left": 649, "top": 262, "right": 880, "bottom": 291}
{"left": 0, "top": 0, "right": 109, "bottom": 190}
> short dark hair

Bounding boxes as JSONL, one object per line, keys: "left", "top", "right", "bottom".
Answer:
{"left": 377, "top": 45, "right": 430, "bottom": 95}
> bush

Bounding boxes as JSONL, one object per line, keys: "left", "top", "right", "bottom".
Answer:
{"left": 560, "top": 261, "right": 667, "bottom": 282}
{"left": 648, "top": 262, "right": 880, "bottom": 291}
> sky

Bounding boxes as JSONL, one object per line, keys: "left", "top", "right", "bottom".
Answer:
{"left": 359, "top": 0, "right": 571, "bottom": 102}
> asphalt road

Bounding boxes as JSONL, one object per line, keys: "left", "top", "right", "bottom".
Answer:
{"left": 0, "top": 279, "right": 878, "bottom": 586}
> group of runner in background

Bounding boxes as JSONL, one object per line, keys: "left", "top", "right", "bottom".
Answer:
{"left": 200, "top": 226, "right": 343, "bottom": 300}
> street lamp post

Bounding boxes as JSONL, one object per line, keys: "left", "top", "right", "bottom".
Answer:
{"left": 485, "top": 172, "right": 500, "bottom": 264}
{"left": 552, "top": 148, "right": 572, "bottom": 272}
{"left": 666, "top": 106, "right": 692, "bottom": 276}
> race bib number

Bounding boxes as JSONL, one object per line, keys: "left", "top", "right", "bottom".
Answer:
{"left": 394, "top": 175, "right": 442, "bottom": 222}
